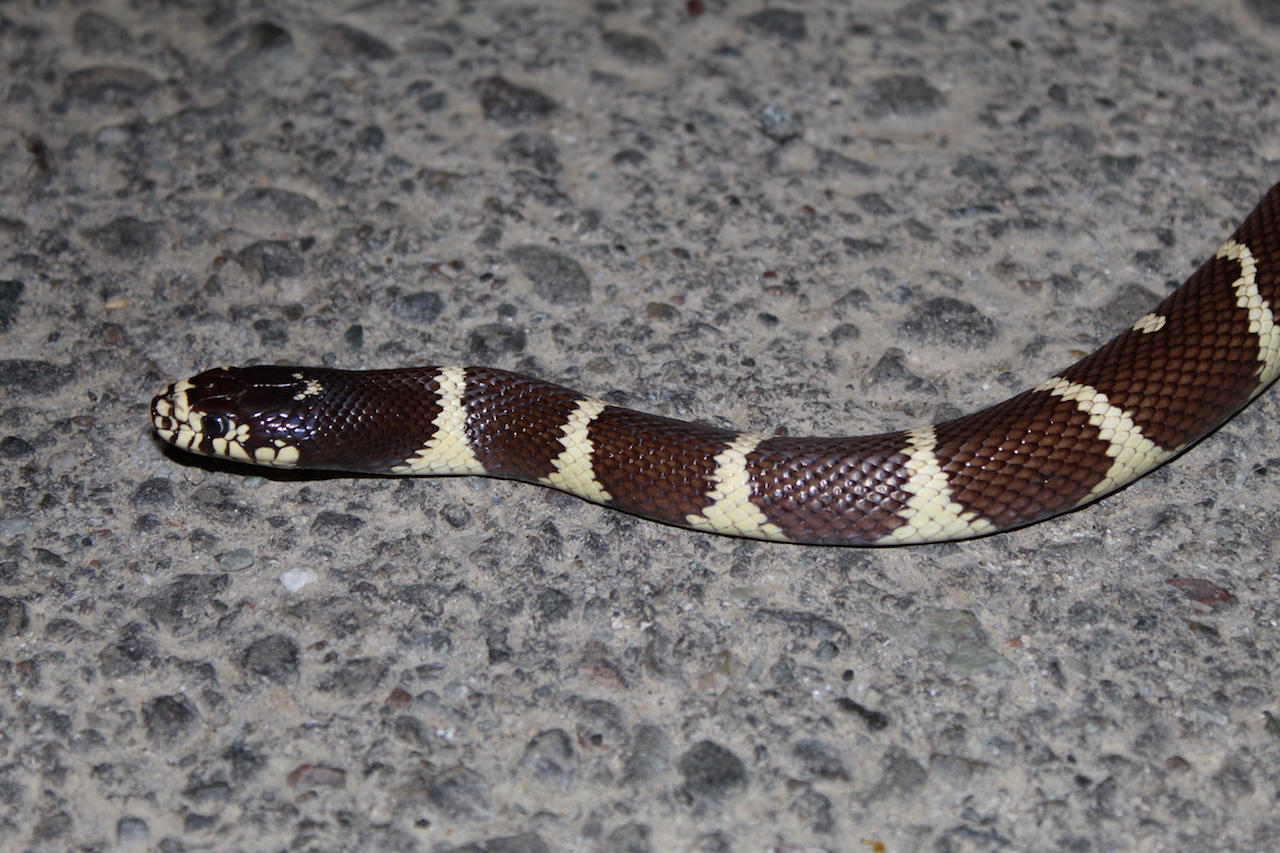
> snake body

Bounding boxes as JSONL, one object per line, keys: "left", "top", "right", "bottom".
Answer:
{"left": 151, "top": 183, "right": 1280, "bottom": 545}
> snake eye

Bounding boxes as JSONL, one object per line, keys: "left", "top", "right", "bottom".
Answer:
{"left": 202, "top": 414, "right": 231, "bottom": 439}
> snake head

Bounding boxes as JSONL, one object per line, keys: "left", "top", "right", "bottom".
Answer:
{"left": 150, "top": 366, "right": 320, "bottom": 468}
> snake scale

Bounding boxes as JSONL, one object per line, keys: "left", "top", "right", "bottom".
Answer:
{"left": 151, "top": 183, "right": 1280, "bottom": 545}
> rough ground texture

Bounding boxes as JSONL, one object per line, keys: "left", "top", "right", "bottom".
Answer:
{"left": 3, "top": 1, "right": 1280, "bottom": 851}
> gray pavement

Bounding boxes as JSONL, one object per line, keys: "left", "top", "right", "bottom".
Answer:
{"left": 2, "top": 1, "right": 1280, "bottom": 851}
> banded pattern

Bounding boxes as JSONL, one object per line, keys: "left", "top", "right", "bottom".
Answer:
{"left": 151, "top": 183, "right": 1280, "bottom": 545}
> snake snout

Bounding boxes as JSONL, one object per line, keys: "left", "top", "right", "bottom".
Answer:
{"left": 150, "top": 386, "right": 177, "bottom": 430}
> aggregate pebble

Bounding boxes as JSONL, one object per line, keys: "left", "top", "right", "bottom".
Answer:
{"left": 862, "top": 73, "right": 948, "bottom": 117}
{"left": 741, "top": 8, "right": 807, "bottom": 40}
{"left": 468, "top": 323, "right": 528, "bottom": 360}
{"left": 0, "top": 517, "right": 33, "bottom": 539}
{"left": 899, "top": 297, "right": 999, "bottom": 348}
{"left": 141, "top": 573, "right": 231, "bottom": 626}
{"left": 310, "top": 510, "right": 366, "bottom": 536}
{"left": 62, "top": 65, "right": 159, "bottom": 105}
{"left": 506, "top": 246, "right": 592, "bottom": 305}
{"left": 73, "top": 11, "right": 135, "bottom": 55}
{"left": 422, "top": 765, "right": 493, "bottom": 820}
{"left": 862, "top": 746, "right": 928, "bottom": 803}
{"left": 621, "top": 724, "right": 671, "bottom": 785}
{"left": 453, "top": 834, "right": 553, "bottom": 853}
{"left": 476, "top": 77, "right": 557, "bottom": 127}
{"left": 758, "top": 105, "right": 801, "bottom": 143}
{"left": 519, "top": 729, "right": 577, "bottom": 788}
{"left": 318, "top": 22, "right": 396, "bottom": 61}
{"left": 496, "top": 132, "right": 562, "bottom": 175}
{"left": 216, "top": 548, "right": 254, "bottom": 572}
{"left": 317, "top": 656, "right": 388, "bottom": 696}
{"left": 0, "top": 279, "right": 23, "bottom": 331}
{"left": 142, "top": 695, "right": 200, "bottom": 746}
{"left": 601, "top": 823, "right": 652, "bottom": 853}
{"left": 602, "top": 31, "right": 667, "bottom": 65}
{"left": 0, "top": 597, "right": 30, "bottom": 637}
{"left": 237, "top": 240, "right": 305, "bottom": 282}
{"left": 678, "top": 741, "right": 748, "bottom": 802}
{"left": 241, "top": 634, "right": 300, "bottom": 684}
{"left": 232, "top": 187, "right": 321, "bottom": 227}
{"left": 394, "top": 290, "right": 446, "bottom": 324}
{"left": 0, "top": 359, "right": 74, "bottom": 394}
{"left": 130, "top": 477, "right": 174, "bottom": 506}
{"left": 85, "top": 216, "right": 168, "bottom": 259}
{"left": 281, "top": 567, "right": 319, "bottom": 591}
{"left": 116, "top": 816, "right": 150, "bottom": 846}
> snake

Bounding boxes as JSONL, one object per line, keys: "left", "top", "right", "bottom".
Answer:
{"left": 151, "top": 183, "right": 1280, "bottom": 546}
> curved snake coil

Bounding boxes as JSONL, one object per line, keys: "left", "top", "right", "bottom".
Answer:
{"left": 151, "top": 183, "right": 1280, "bottom": 545}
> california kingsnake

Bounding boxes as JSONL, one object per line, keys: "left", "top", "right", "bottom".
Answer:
{"left": 151, "top": 183, "right": 1280, "bottom": 545}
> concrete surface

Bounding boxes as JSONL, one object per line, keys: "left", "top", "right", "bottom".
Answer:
{"left": 2, "top": 0, "right": 1280, "bottom": 851}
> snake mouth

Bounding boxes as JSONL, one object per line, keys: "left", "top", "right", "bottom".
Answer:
{"left": 150, "top": 379, "right": 203, "bottom": 451}
{"left": 150, "top": 385, "right": 179, "bottom": 436}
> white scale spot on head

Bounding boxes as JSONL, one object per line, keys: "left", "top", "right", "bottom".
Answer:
{"left": 152, "top": 398, "right": 176, "bottom": 440}
{"left": 1131, "top": 313, "right": 1167, "bottom": 334}
{"left": 225, "top": 441, "right": 253, "bottom": 464}
{"left": 174, "top": 428, "right": 198, "bottom": 451}
{"left": 684, "top": 433, "right": 787, "bottom": 541}
{"left": 156, "top": 381, "right": 205, "bottom": 451}
{"left": 171, "top": 379, "right": 197, "bottom": 425}
{"left": 211, "top": 420, "right": 250, "bottom": 460}
{"left": 252, "top": 441, "right": 301, "bottom": 468}
{"left": 391, "top": 366, "right": 486, "bottom": 475}
{"left": 875, "top": 426, "right": 997, "bottom": 545}
{"left": 537, "top": 398, "right": 613, "bottom": 504}
{"left": 293, "top": 378, "right": 325, "bottom": 401}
